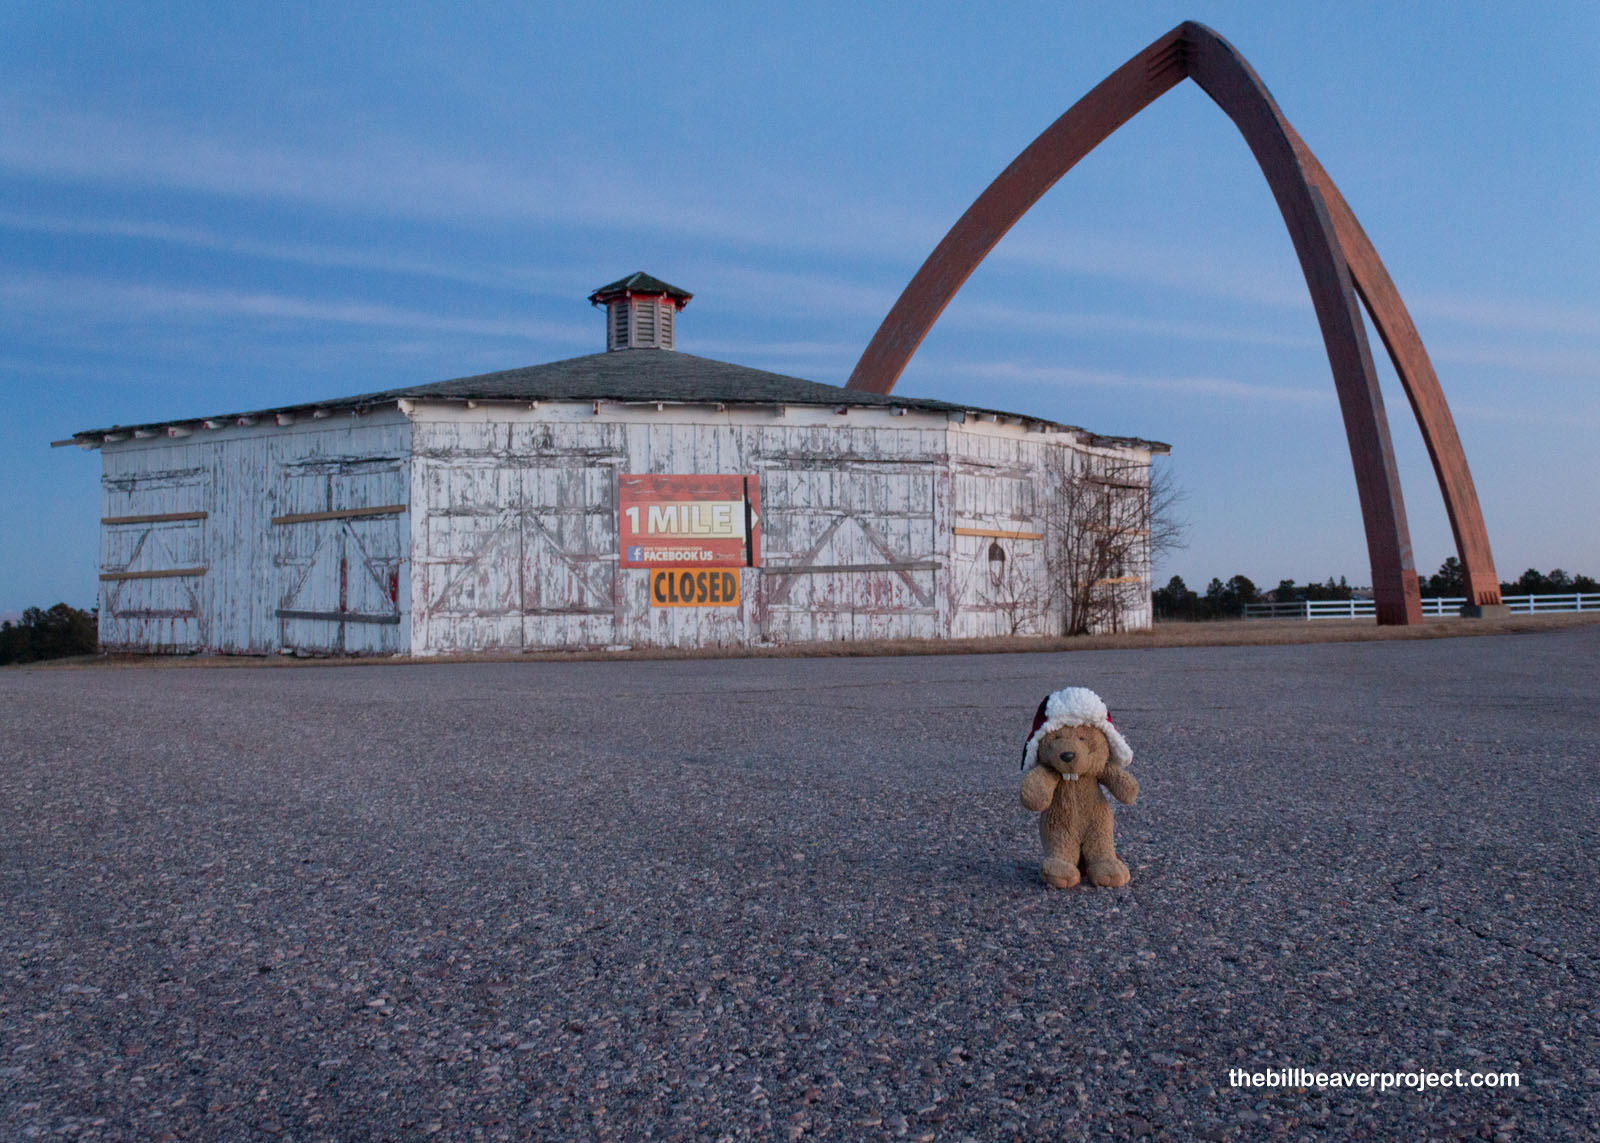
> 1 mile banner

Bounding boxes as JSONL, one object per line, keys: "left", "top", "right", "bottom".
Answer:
{"left": 618, "top": 474, "right": 761, "bottom": 569}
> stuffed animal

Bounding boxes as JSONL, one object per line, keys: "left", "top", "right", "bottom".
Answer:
{"left": 1020, "top": 687, "right": 1139, "bottom": 888}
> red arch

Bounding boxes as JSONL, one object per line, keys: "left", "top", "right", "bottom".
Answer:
{"left": 845, "top": 22, "right": 1503, "bottom": 623}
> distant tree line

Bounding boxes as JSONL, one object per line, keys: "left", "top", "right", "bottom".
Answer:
{"left": 0, "top": 604, "right": 98, "bottom": 665}
{"left": 1423, "top": 557, "right": 1598, "bottom": 598}
{"left": 1154, "top": 575, "right": 1264, "bottom": 620}
{"left": 1152, "top": 573, "right": 1354, "bottom": 620}
{"left": 1155, "top": 561, "right": 1596, "bottom": 621}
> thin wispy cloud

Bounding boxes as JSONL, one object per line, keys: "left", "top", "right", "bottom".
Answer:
{"left": 690, "top": 262, "right": 1324, "bottom": 351}
{"left": 0, "top": 96, "right": 1328, "bottom": 313}
{"left": 1429, "top": 343, "right": 1600, "bottom": 381}
{"left": 986, "top": 226, "right": 1311, "bottom": 312}
{"left": 688, "top": 338, "right": 862, "bottom": 362}
{"left": 0, "top": 272, "right": 591, "bottom": 344}
{"left": 687, "top": 264, "right": 901, "bottom": 318}
{"left": 0, "top": 97, "right": 932, "bottom": 260}
{"left": 0, "top": 356, "right": 117, "bottom": 381}
{"left": 0, "top": 210, "right": 548, "bottom": 294}
{"left": 940, "top": 299, "right": 1320, "bottom": 350}
{"left": 1449, "top": 400, "right": 1600, "bottom": 430}
{"left": 915, "top": 359, "right": 1336, "bottom": 405}
{"left": 1412, "top": 294, "right": 1600, "bottom": 339}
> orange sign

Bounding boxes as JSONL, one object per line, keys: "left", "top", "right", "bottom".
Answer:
{"left": 650, "top": 568, "right": 741, "bottom": 608}
{"left": 619, "top": 473, "right": 760, "bottom": 568}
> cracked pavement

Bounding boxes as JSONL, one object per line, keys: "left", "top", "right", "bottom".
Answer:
{"left": 2, "top": 625, "right": 1596, "bottom": 1140}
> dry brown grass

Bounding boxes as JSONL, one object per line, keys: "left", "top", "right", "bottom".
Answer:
{"left": 20, "top": 611, "right": 1600, "bottom": 670}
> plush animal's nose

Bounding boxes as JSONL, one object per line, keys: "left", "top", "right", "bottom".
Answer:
{"left": 1059, "top": 749, "right": 1076, "bottom": 764}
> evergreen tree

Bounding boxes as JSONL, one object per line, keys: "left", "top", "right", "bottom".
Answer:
{"left": 1424, "top": 558, "right": 1464, "bottom": 596}
{"left": 0, "top": 603, "right": 98, "bottom": 665}
{"left": 1153, "top": 575, "right": 1201, "bottom": 620}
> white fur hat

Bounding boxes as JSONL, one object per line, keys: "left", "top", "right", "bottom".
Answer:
{"left": 1021, "top": 686, "right": 1133, "bottom": 771}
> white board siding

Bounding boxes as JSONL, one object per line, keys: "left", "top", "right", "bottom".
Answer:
{"left": 518, "top": 465, "right": 622, "bottom": 649}
{"left": 92, "top": 400, "right": 1155, "bottom": 654}
{"left": 273, "top": 456, "right": 408, "bottom": 655}
{"left": 97, "top": 413, "right": 412, "bottom": 654}
{"left": 756, "top": 462, "right": 940, "bottom": 644}
{"left": 948, "top": 532, "right": 1049, "bottom": 638}
{"left": 948, "top": 437, "right": 1055, "bottom": 638}
{"left": 409, "top": 412, "right": 960, "bottom": 651}
{"left": 99, "top": 455, "right": 209, "bottom": 651}
{"left": 409, "top": 421, "right": 627, "bottom": 653}
{"left": 405, "top": 406, "right": 1154, "bottom": 650}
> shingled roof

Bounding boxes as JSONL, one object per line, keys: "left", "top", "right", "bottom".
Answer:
{"left": 359, "top": 349, "right": 964, "bottom": 410}
{"left": 65, "top": 348, "right": 1168, "bottom": 452}
{"left": 587, "top": 272, "right": 692, "bottom": 305}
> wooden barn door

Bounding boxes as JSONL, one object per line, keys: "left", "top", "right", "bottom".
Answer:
{"left": 518, "top": 462, "right": 620, "bottom": 649}
{"left": 415, "top": 448, "right": 623, "bottom": 651}
{"left": 756, "top": 462, "right": 939, "bottom": 642}
{"left": 273, "top": 458, "right": 407, "bottom": 654}
{"left": 99, "top": 465, "right": 209, "bottom": 651}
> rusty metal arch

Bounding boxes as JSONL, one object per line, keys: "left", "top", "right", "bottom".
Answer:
{"left": 846, "top": 21, "right": 1503, "bottom": 624}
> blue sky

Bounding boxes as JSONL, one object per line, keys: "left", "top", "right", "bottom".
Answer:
{"left": 3, "top": 2, "right": 1596, "bottom": 613}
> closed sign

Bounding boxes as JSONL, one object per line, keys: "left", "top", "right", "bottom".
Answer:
{"left": 650, "top": 568, "right": 741, "bottom": 608}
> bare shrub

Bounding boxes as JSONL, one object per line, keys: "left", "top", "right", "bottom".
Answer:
{"left": 1041, "top": 452, "right": 1185, "bottom": 636}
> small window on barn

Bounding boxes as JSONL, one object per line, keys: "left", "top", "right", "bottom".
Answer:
{"left": 611, "top": 303, "right": 630, "bottom": 349}
{"left": 989, "top": 541, "right": 1007, "bottom": 583}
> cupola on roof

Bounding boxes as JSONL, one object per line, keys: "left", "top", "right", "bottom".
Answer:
{"left": 587, "top": 272, "right": 693, "bottom": 305}
{"left": 589, "top": 271, "right": 692, "bottom": 352}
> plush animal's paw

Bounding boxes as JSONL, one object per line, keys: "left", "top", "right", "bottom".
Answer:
{"left": 1041, "top": 857, "right": 1081, "bottom": 889}
{"left": 1084, "top": 856, "right": 1131, "bottom": 888}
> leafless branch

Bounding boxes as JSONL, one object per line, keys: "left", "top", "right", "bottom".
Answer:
{"left": 1038, "top": 451, "right": 1185, "bottom": 636}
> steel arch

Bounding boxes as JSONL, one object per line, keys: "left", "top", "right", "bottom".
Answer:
{"left": 846, "top": 22, "right": 1503, "bottom": 624}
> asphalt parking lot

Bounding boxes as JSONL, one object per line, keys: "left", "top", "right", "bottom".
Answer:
{"left": 3, "top": 626, "right": 1597, "bottom": 1140}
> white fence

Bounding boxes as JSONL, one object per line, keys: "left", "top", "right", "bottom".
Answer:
{"left": 1243, "top": 593, "right": 1600, "bottom": 620}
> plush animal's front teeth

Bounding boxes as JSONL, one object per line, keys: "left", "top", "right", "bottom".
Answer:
{"left": 1065, "top": 774, "right": 1078, "bottom": 781}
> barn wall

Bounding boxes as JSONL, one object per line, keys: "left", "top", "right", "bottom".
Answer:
{"left": 409, "top": 417, "right": 628, "bottom": 654}
{"left": 94, "top": 399, "right": 1154, "bottom": 655}
{"left": 407, "top": 403, "right": 1156, "bottom": 652}
{"left": 942, "top": 428, "right": 1157, "bottom": 637}
{"left": 407, "top": 405, "right": 957, "bottom": 652}
{"left": 1081, "top": 440, "right": 1157, "bottom": 634}
{"left": 99, "top": 440, "right": 211, "bottom": 651}
{"left": 946, "top": 425, "right": 1060, "bottom": 639}
{"left": 97, "top": 411, "right": 411, "bottom": 654}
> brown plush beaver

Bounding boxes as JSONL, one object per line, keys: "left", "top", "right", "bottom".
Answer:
{"left": 1019, "top": 687, "right": 1138, "bottom": 889}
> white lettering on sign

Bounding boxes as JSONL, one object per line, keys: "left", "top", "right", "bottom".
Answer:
{"left": 627, "top": 501, "right": 743, "bottom": 538}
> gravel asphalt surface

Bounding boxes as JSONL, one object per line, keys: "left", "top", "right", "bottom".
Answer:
{"left": 3, "top": 626, "right": 1597, "bottom": 1141}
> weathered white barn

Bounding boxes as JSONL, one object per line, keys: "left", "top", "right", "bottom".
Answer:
{"left": 67, "top": 274, "right": 1166, "bottom": 655}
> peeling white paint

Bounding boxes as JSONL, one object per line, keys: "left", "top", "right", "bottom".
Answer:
{"left": 94, "top": 400, "right": 1154, "bottom": 653}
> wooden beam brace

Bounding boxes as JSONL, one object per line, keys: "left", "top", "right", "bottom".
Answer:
{"left": 275, "top": 609, "right": 402, "bottom": 625}
{"left": 953, "top": 526, "right": 1044, "bottom": 541}
{"left": 271, "top": 504, "right": 407, "bottom": 526}
{"left": 99, "top": 567, "right": 207, "bottom": 581}
{"left": 102, "top": 511, "right": 209, "bottom": 525}
{"left": 762, "top": 561, "right": 940, "bottom": 575}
